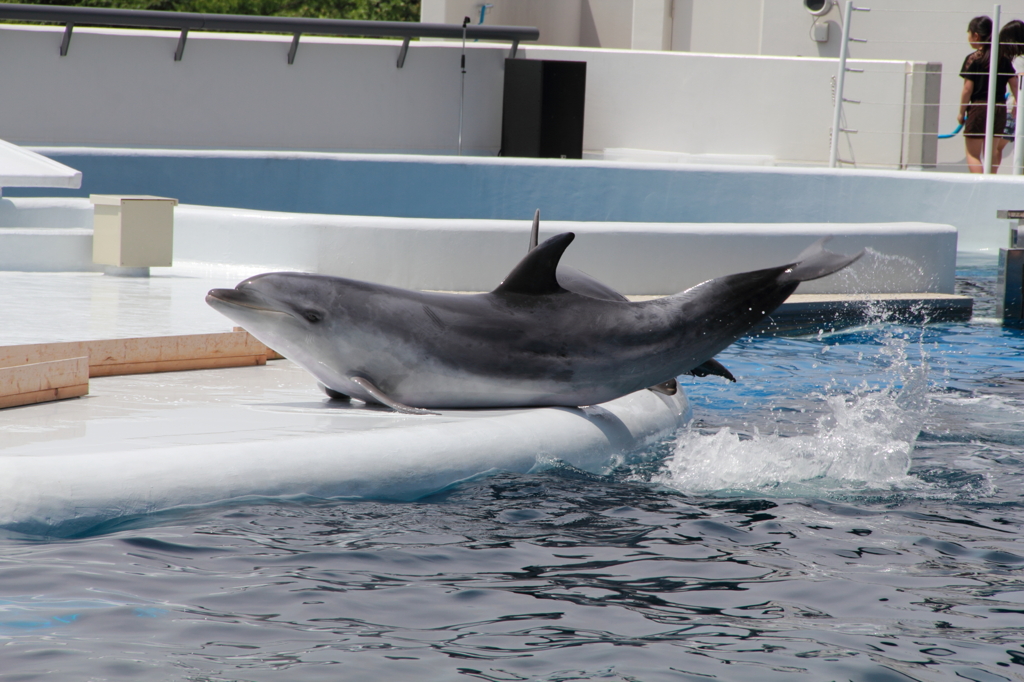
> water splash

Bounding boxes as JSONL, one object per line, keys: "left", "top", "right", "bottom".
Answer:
{"left": 656, "top": 326, "right": 931, "bottom": 496}
{"left": 825, "top": 247, "right": 934, "bottom": 296}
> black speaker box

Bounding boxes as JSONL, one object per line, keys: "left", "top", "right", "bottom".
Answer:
{"left": 501, "top": 59, "right": 586, "bottom": 159}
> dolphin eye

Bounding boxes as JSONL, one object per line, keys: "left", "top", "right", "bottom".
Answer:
{"left": 303, "top": 309, "right": 324, "bottom": 323}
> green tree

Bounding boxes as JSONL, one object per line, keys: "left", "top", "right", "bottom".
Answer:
{"left": 19, "top": 0, "right": 420, "bottom": 22}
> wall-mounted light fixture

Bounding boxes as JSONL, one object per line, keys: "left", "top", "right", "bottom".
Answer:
{"left": 804, "top": 0, "right": 833, "bottom": 16}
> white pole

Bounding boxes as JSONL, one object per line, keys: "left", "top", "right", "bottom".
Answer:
{"left": 984, "top": 4, "right": 1001, "bottom": 174}
{"left": 829, "top": 0, "right": 854, "bottom": 169}
{"left": 1014, "top": 73, "right": 1024, "bottom": 174}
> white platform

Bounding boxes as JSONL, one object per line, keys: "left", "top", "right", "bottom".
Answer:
{"left": 172, "top": 206, "right": 957, "bottom": 295}
{"left": 0, "top": 197, "right": 958, "bottom": 295}
{"left": 588, "top": 148, "right": 776, "bottom": 167}
{"left": 0, "top": 360, "right": 689, "bottom": 536}
{"left": 0, "top": 227, "right": 99, "bottom": 272}
{"left": 0, "top": 138, "right": 81, "bottom": 194}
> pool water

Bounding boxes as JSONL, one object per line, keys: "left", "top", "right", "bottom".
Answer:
{"left": 1, "top": 259, "right": 1023, "bottom": 681}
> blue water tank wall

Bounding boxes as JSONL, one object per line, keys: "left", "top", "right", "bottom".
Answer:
{"left": 6, "top": 148, "right": 1020, "bottom": 251}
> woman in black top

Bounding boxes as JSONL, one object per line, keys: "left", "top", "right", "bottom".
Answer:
{"left": 958, "top": 15, "right": 1018, "bottom": 173}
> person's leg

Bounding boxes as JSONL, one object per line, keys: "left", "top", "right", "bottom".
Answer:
{"left": 991, "top": 109, "right": 1010, "bottom": 173}
{"left": 992, "top": 143, "right": 1004, "bottom": 173}
{"left": 965, "top": 137, "right": 985, "bottom": 173}
{"left": 997, "top": 136, "right": 1011, "bottom": 160}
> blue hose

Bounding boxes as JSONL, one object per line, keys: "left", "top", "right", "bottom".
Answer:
{"left": 940, "top": 92, "right": 1013, "bottom": 139}
{"left": 938, "top": 122, "right": 964, "bottom": 139}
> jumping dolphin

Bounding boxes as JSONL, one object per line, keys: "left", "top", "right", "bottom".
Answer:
{"left": 206, "top": 230, "right": 861, "bottom": 414}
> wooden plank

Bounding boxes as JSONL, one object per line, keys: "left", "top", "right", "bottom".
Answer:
{"left": 0, "top": 384, "right": 89, "bottom": 410}
{"left": 233, "top": 327, "right": 285, "bottom": 360}
{"left": 0, "top": 331, "right": 271, "bottom": 377}
{"left": 85, "top": 332, "right": 266, "bottom": 368}
{"left": 89, "top": 355, "right": 265, "bottom": 377}
{"left": 0, "top": 357, "right": 89, "bottom": 409}
{"left": 0, "top": 357, "right": 89, "bottom": 395}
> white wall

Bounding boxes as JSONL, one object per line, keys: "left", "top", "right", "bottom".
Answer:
{"left": 524, "top": 45, "right": 919, "bottom": 167}
{"left": 422, "top": 0, "right": 1017, "bottom": 171}
{"left": 683, "top": 0, "right": 763, "bottom": 55}
{"left": 581, "top": 0, "right": 635, "bottom": 49}
{"left": 0, "top": 24, "right": 509, "bottom": 154}
{"left": 677, "top": 0, "right": 1024, "bottom": 172}
{"left": 631, "top": 0, "right": 673, "bottom": 51}
{"left": 0, "top": 24, "right": 923, "bottom": 168}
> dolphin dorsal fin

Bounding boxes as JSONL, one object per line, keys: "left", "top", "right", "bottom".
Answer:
{"left": 528, "top": 209, "right": 540, "bottom": 252}
{"left": 495, "top": 232, "right": 575, "bottom": 296}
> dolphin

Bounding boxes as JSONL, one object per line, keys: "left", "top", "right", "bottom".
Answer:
{"left": 528, "top": 210, "right": 734, "bottom": 390}
{"left": 207, "top": 232, "right": 860, "bottom": 414}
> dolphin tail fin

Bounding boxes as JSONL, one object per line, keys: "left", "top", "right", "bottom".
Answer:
{"left": 350, "top": 377, "right": 439, "bottom": 416}
{"left": 528, "top": 209, "right": 540, "bottom": 252}
{"left": 780, "top": 237, "right": 864, "bottom": 284}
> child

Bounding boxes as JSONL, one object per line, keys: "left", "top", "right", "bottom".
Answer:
{"left": 959, "top": 16, "right": 1018, "bottom": 173}
{"left": 996, "top": 20, "right": 1024, "bottom": 160}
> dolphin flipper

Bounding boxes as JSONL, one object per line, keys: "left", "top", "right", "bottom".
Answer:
{"left": 651, "top": 360, "right": 736, "bottom": 395}
{"left": 318, "top": 382, "right": 351, "bottom": 401}
{"left": 688, "top": 358, "right": 736, "bottom": 382}
{"left": 648, "top": 379, "right": 678, "bottom": 395}
{"left": 350, "top": 377, "right": 440, "bottom": 416}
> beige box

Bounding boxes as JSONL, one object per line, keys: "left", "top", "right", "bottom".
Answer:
{"left": 90, "top": 194, "right": 178, "bottom": 267}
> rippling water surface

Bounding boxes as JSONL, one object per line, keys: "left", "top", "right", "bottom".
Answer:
{"left": 2, "top": 260, "right": 1024, "bottom": 681}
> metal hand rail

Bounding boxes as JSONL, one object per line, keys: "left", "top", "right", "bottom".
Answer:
{"left": 0, "top": 3, "right": 539, "bottom": 66}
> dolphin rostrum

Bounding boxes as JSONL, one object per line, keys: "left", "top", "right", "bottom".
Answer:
{"left": 206, "top": 232, "right": 861, "bottom": 414}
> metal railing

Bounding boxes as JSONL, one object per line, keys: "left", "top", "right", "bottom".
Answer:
{"left": 0, "top": 3, "right": 539, "bottom": 66}
{"left": 828, "top": 0, "right": 870, "bottom": 168}
{"left": 826, "top": 1, "right": 1024, "bottom": 175}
